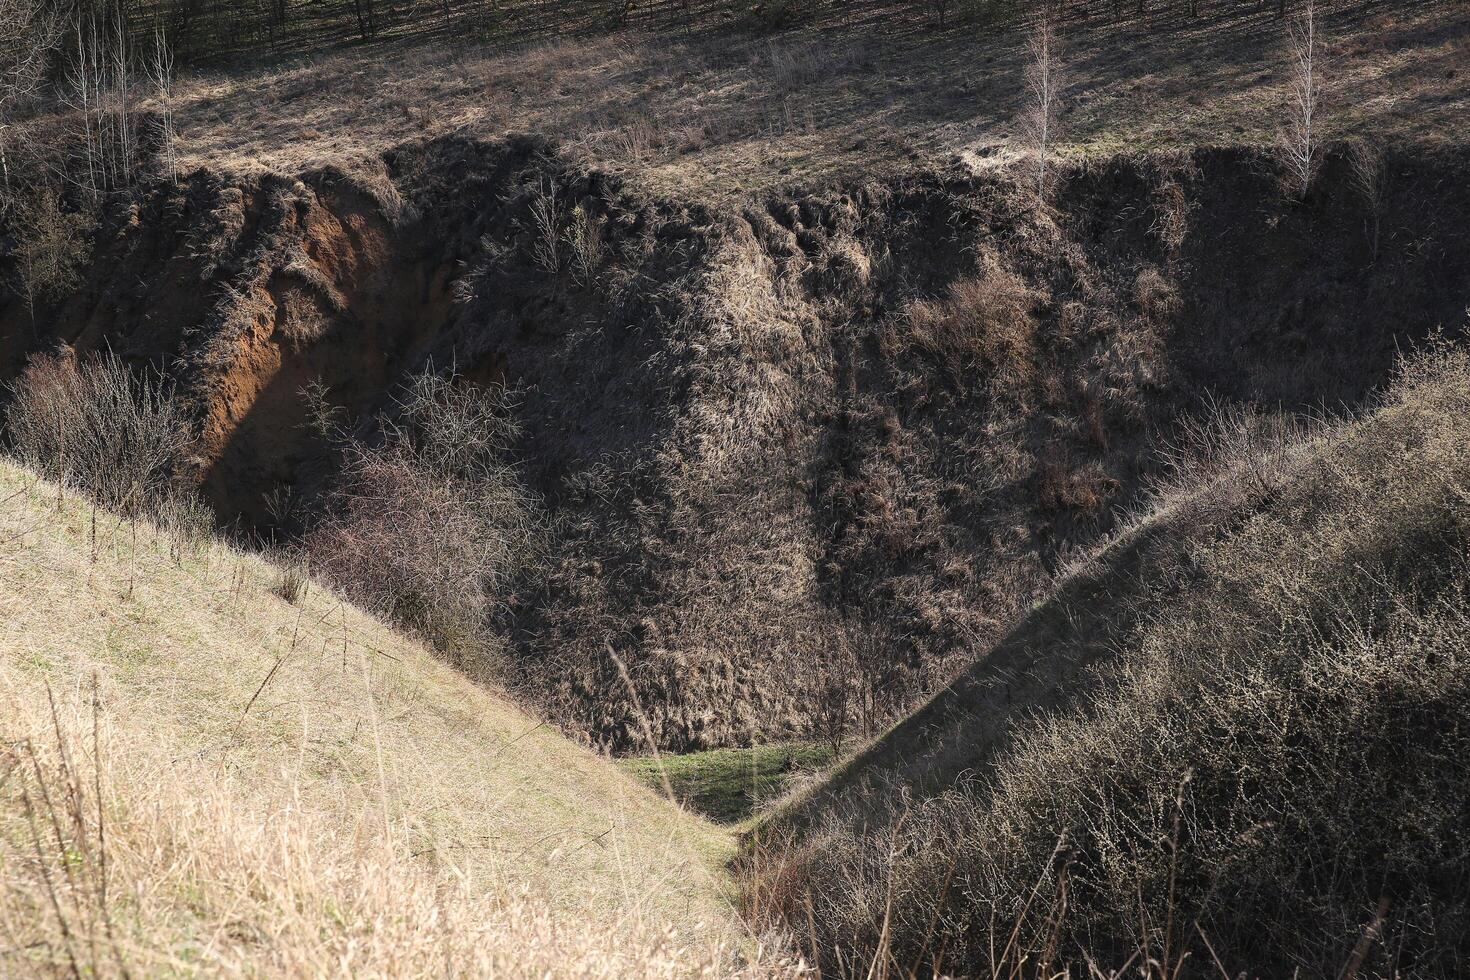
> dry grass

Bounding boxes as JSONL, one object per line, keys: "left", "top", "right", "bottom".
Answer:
{"left": 139, "top": 2, "right": 1469, "bottom": 198}
{"left": 893, "top": 256, "right": 1037, "bottom": 392}
{"left": 754, "top": 342, "right": 1470, "bottom": 976}
{"left": 0, "top": 456, "right": 787, "bottom": 976}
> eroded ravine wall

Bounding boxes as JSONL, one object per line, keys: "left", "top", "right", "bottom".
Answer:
{"left": 4, "top": 138, "right": 1468, "bottom": 751}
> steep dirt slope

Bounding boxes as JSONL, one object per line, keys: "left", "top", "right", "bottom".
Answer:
{"left": 4, "top": 137, "right": 1470, "bottom": 751}
{"left": 0, "top": 457, "right": 742, "bottom": 974}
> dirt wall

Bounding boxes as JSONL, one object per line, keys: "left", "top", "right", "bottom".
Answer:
{"left": 4, "top": 136, "right": 1468, "bottom": 750}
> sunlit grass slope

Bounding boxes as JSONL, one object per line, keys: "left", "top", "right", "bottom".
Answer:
{"left": 0, "top": 458, "right": 774, "bottom": 976}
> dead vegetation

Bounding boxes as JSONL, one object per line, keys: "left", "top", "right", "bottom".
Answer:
{"left": 5, "top": 130, "right": 1470, "bottom": 755}
{"left": 0, "top": 1, "right": 1440, "bottom": 200}
{"left": 750, "top": 341, "right": 1470, "bottom": 977}
{"left": 0, "top": 0, "right": 1464, "bottom": 975}
{"left": 4, "top": 349, "right": 197, "bottom": 518}
{"left": 1277, "top": 0, "right": 1324, "bottom": 197}
{"left": 1019, "top": 5, "right": 1063, "bottom": 203}
{"left": 0, "top": 454, "right": 762, "bottom": 977}
{"left": 8, "top": 186, "right": 92, "bottom": 316}
{"left": 891, "top": 256, "right": 1038, "bottom": 392}
{"left": 305, "top": 369, "right": 543, "bottom": 679}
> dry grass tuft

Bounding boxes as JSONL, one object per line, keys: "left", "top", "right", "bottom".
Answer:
{"left": 894, "top": 257, "right": 1037, "bottom": 393}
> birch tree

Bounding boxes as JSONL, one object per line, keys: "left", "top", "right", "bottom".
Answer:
{"left": 1278, "top": 0, "right": 1322, "bottom": 199}
{"left": 149, "top": 23, "right": 178, "bottom": 183}
{"left": 1019, "top": 6, "right": 1063, "bottom": 205}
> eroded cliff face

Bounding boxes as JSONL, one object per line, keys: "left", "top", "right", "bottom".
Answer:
{"left": 4, "top": 136, "right": 1468, "bottom": 750}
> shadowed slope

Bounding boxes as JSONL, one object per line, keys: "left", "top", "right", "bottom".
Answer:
{"left": 753, "top": 344, "right": 1470, "bottom": 977}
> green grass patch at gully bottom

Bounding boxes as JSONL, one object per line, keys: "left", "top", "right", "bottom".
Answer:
{"left": 620, "top": 743, "right": 832, "bottom": 824}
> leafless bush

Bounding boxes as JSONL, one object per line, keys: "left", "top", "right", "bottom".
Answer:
{"left": 1278, "top": 0, "right": 1323, "bottom": 198}
{"left": 1018, "top": 6, "right": 1064, "bottom": 204}
{"left": 4, "top": 349, "right": 197, "bottom": 517}
{"left": 808, "top": 645, "right": 857, "bottom": 761}
{"left": 1145, "top": 394, "right": 1318, "bottom": 512}
{"left": 1348, "top": 138, "right": 1386, "bottom": 262}
{"left": 528, "top": 179, "right": 562, "bottom": 275}
{"left": 565, "top": 203, "right": 604, "bottom": 286}
{"left": 0, "top": 0, "right": 62, "bottom": 200}
{"left": 0, "top": 0, "right": 60, "bottom": 113}
{"left": 305, "top": 370, "right": 542, "bottom": 676}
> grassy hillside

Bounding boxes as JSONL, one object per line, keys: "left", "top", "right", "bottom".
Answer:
{"left": 0, "top": 456, "right": 767, "bottom": 975}
{"left": 750, "top": 342, "right": 1470, "bottom": 977}
{"left": 1, "top": 0, "right": 1467, "bottom": 973}
{"left": 156, "top": 2, "right": 1466, "bottom": 198}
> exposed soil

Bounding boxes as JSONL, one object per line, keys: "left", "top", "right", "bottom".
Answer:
{"left": 4, "top": 135, "right": 1469, "bottom": 751}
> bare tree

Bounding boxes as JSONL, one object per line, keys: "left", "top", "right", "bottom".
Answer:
{"left": 67, "top": 11, "right": 137, "bottom": 199}
{"left": 62, "top": 7, "right": 148, "bottom": 200}
{"left": 1018, "top": 5, "right": 1064, "bottom": 205}
{"left": 149, "top": 22, "right": 178, "bottom": 183}
{"left": 0, "top": 0, "right": 63, "bottom": 202}
{"left": 348, "top": 0, "right": 379, "bottom": 39}
{"left": 107, "top": 8, "right": 135, "bottom": 190}
{"left": 1348, "top": 139, "right": 1385, "bottom": 263}
{"left": 1278, "top": 0, "right": 1322, "bottom": 199}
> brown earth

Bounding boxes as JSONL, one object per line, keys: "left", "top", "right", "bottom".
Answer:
{"left": 3, "top": 136, "right": 1470, "bottom": 751}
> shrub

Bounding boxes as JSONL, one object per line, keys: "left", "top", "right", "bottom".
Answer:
{"left": 10, "top": 184, "right": 92, "bottom": 314}
{"left": 4, "top": 349, "right": 197, "bottom": 517}
{"left": 305, "top": 370, "right": 542, "bottom": 677}
{"left": 900, "top": 258, "right": 1037, "bottom": 393}
{"left": 565, "top": 204, "right": 604, "bottom": 287}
